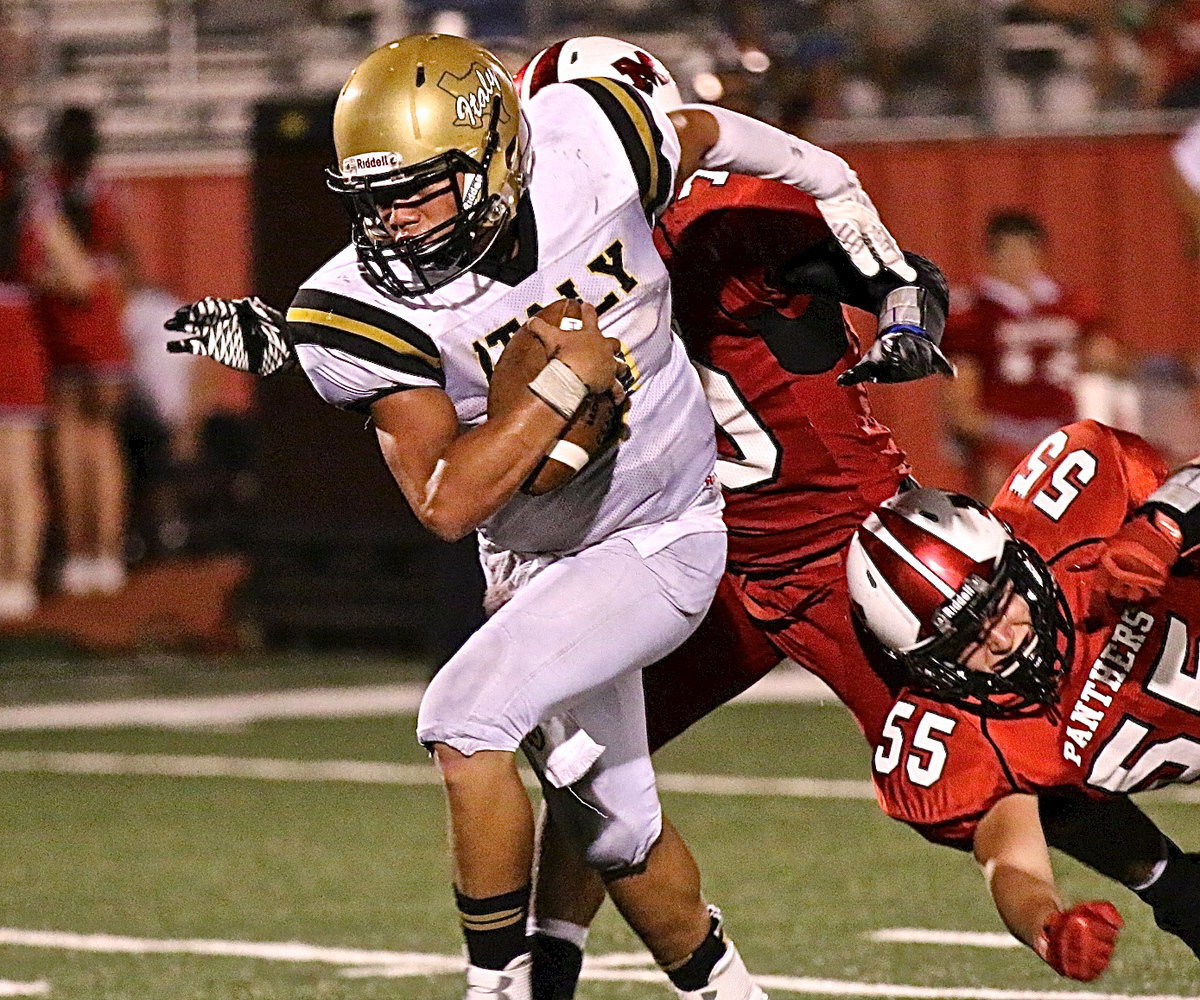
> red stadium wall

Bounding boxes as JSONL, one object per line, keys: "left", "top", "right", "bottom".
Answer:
{"left": 831, "top": 132, "right": 1193, "bottom": 492}
{"left": 117, "top": 172, "right": 252, "bottom": 300}
{"left": 114, "top": 133, "right": 1194, "bottom": 489}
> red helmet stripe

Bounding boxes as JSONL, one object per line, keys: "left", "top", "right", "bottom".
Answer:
{"left": 876, "top": 506, "right": 990, "bottom": 592}
{"left": 857, "top": 529, "right": 948, "bottom": 640}
{"left": 518, "top": 40, "right": 567, "bottom": 99}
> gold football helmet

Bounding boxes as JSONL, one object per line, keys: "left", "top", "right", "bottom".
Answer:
{"left": 326, "top": 34, "right": 526, "bottom": 296}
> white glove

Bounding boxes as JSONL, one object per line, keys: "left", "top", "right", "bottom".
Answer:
{"left": 817, "top": 186, "right": 917, "bottom": 282}
{"left": 165, "top": 296, "right": 295, "bottom": 376}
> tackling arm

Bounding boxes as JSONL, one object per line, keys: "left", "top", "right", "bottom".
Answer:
{"left": 775, "top": 240, "right": 954, "bottom": 386}
{"left": 670, "top": 104, "right": 915, "bottom": 282}
{"left": 974, "top": 794, "right": 1122, "bottom": 981}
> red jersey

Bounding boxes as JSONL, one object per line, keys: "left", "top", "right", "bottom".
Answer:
{"left": 943, "top": 276, "right": 1099, "bottom": 450}
{"left": 870, "top": 420, "right": 1191, "bottom": 849}
{"left": 654, "top": 171, "right": 909, "bottom": 573}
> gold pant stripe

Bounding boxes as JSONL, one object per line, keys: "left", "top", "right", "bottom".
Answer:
{"left": 460, "top": 911, "right": 525, "bottom": 931}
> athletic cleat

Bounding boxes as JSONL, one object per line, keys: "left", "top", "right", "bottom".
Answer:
{"left": 466, "top": 952, "right": 533, "bottom": 1000}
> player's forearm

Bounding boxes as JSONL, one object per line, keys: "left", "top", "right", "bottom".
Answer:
{"left": 779, "top": 245, "right": 948, "bottom": 342}
{"left": 975, "top": 794, "right": 1061, "bottom": 949}
{"left": 413, "top": 400, "right": 568, "bottom": 541}
{"left": 672, "top": 105, "right": 857, "bottom": 200}
{"left": 984, "top": 861, "right": 1062, "bottom": 949}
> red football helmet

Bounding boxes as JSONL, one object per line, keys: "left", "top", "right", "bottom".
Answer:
{"left": 846, "top": 487, "right": 1072, "bottom": 715}
{"left": 516, "top": 36, "right": 683, "bottom": 112}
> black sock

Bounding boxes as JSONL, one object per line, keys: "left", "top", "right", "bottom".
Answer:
{"left": 455, "top": 884, "right": 531, "bottom": 971}
{"left": 1132, "top": 845, "right": 1200, "bottom": 957}
{"left": 531, "top": 932, "right": 584, "bottom": 1000}
{"left": 665, "top": 913, "right": 727, "bottom": 992}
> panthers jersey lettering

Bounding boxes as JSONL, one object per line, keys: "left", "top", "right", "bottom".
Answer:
{"left": 871, "top": 421, "right": 1195, "bottom": 848}
{"left": 655, "top": 172, "right": 909, "bottom": 572}
{"left": 291, "top": 79, "right": 714, "bottom": 556}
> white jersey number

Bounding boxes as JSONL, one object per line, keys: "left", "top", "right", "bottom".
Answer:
{"left": 1008, "top": 429, "right": 1097, "bottom": 522}
{"left": 694, "top": 361, "right": 781, "bottom": 491}
{"left": 875, "top": 701, "right": 958, "bottom": 788}
{"left": 1086, "top": 615, "right": 1200, "bottom": 792}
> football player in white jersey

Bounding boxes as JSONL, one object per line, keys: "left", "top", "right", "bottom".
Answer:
{"left": 166, "top": 32, "right": 930, "bottom": 1000}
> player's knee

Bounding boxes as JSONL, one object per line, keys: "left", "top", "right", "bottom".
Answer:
{"left": 416, "top": 684, "right": 520, "bottom": 755}
{"left": 582, "top": 810, "right": 662, "bottom": 874}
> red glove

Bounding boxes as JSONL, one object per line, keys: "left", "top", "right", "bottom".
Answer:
{"left": 1088, "top": 512, "right": 1183, "bottom": 617}
{"left": 1034, "top": 901, "right": 1123, "bottom": 981}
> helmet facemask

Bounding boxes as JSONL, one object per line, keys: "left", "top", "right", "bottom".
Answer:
{"left": 898, "top": 539, "right": 1073, "bottom": 717}
{"left": 327, "top": 95, "right": 516, "bottom": 297}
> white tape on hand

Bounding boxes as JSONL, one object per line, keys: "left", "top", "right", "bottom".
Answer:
{"left": 546, "top": 439, "right": 591, "bottom": 472}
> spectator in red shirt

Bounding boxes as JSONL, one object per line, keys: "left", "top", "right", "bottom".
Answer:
{"left": 942, "top": 210, "right": 1110, "bottom": 502}
{"left": 38, "top": 107, "right": 134, "bottom": 595}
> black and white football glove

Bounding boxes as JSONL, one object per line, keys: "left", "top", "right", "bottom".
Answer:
{"left": 838, "top": 253, "right": 954, "bottom": 386}
{"left": 165, "top": 296, "right": 295, "bottom": 376}
{"left": 838, "top": 325, "right": 955, "bottom": 386}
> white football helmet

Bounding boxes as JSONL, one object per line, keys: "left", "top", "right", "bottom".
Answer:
{"left": 516, "top": 36, "right": 683, "bottom": 112}
{"left": 846, "top": 488, "right": 1072, "bottom": 715}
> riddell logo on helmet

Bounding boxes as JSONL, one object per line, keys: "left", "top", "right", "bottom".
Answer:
{"left": 931, "top": 574, "right": 986, "bottom": 634}
{"left": 342, "top": 151, "right": 403, "bottom": 177}
{"left": 439, "top": 64, "right": 510, "bottom": 128}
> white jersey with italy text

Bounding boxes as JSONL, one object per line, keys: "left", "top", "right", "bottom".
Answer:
{"left": 288, "top": 78, "right": 719, "bottom": 555}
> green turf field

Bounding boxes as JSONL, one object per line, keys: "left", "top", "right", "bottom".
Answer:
{"left": 0, "top": 659, "right": 1195, "bottom": 999}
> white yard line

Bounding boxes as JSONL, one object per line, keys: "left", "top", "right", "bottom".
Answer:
{"left": 0, "top": 686, "right": 427, "bottom": 731}
{"left": 0, "top": 668, "right": 833, "bottom": 732}
{"left": 870, "top": 928, "right": 1022, "bottom": 949}
{"left": 0, "top": 984, "right": 48, "bottom": 997}
{"left": 0, "top": 750, "right": 1196, "bottom": 804}
{"left": 0, "top": 750, "right": 878, "bottom": 800}
{"left": 0, "top": 928, "right": 1192, "bottom": 1000}
{"left": 0, "top": 928, "right": 457, "bottom": 971}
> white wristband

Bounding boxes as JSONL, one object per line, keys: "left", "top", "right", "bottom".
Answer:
{"left": 528, "top": 358, "right": 587, "bottom": 420}
{"left": 546, "top": 439, "right": 590, "bottom": 472}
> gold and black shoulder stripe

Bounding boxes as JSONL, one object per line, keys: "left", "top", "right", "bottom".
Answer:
{"left": 569, "top": 77, "right": 674, "bottom": 221}
{"left": 287, "top": 288, "right": 444, "bottom": 386}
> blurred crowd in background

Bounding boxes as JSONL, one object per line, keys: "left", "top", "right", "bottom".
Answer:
{"left": 2, "top": 0, "right": 1200, "bottom": 647}
{"left": 9, "top": 0, "right": 1200, "bottom": 146}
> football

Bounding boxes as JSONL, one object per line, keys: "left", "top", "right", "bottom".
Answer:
{"left": 487, "top": 298, "right": 623, "bottom": 496}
